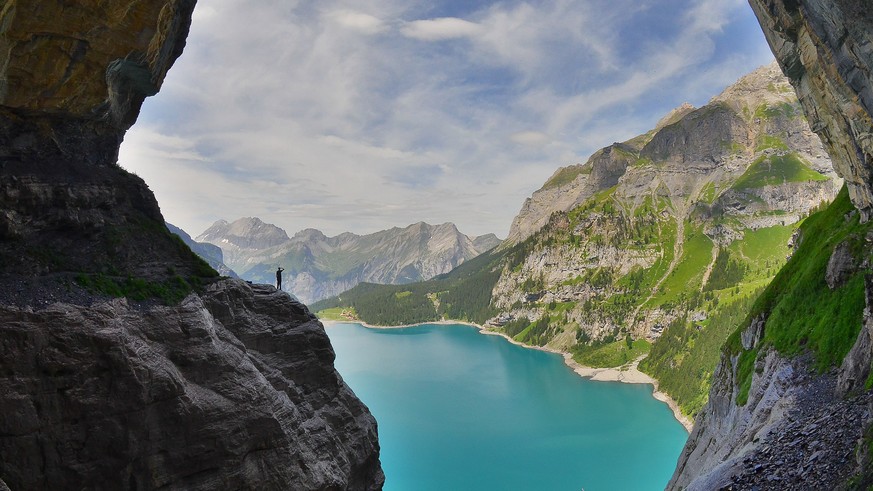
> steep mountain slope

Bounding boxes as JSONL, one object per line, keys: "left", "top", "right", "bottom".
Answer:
{"left": 166, "top": 222, "right": 238, "bottom": 278}
{"left": 0, "top": 2, "right": 383, "bottom": 489}
{"left": 668, "top": 0, "right": 873, "bottom": 488}
{"left": 316, "top": 62, "right": 841, "bottom": 423}
{"left": 487, "top": 62, "right": 840, "bottom": 415}
{"left": 504, "top": 102, "right": 695, "bottom": 245}
{"left": 503, "top": 62, "right": 833, "bottom": 250}
{"left": 198, "top": 218, "right": 500, "bottom": 303}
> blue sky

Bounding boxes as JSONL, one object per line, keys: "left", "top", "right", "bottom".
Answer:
{"left": 119, "top": 0, "right": 775, "bottom": 238}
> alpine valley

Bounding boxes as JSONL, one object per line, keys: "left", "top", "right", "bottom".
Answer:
{"left": 317, "top": 1, "right": 873, "bottom": 483}
{"left": 190, "top": 218, "right": 500, "bottom": 304}
{"left": 4, "top": 0, "right": 873, "bottom": 490}
{"left": 315, "top": 59, "right": 842, "bottom": 446}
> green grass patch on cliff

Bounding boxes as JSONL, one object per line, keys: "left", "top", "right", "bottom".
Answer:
{"left": 727, "top": 224, "right": 797, "bottom": 281}
{"left": 650, "top": 224, "right": 713, "bottom": 305}
{"left": 573, "top": 338, "right": 651, "bottom": 368}
{"left": 755, "top": 135, "right": 789, "bottom": 152}
{"left": 727, "top": 186, "right": 870, "bottom": 405}
{"left": 542, "top": 165, "right": 587, "bottom": 190}
{"left": 74, "top": 273, "right": 201, "bottom": 305}
{"left": 741, "top": 186, "right": 866, "bottom": 367}
{"left": 734, "top": 346, "right": 759, "bottom": 406}
{"left": 732, "top": 153, "right": 827, "bottom": 189}
{"left": 754, "top": 102, "right": 798, "bottom": 120}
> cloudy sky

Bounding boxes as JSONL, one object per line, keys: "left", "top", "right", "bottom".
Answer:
{"left": 119, "top": 0, "right": 775, "bottom": 239}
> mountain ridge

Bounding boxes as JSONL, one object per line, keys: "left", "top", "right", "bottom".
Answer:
{"left": 316, "top": 60, "right": 841, "bottom": 421}
{"left": 197, "top": 217, "right": 501, "bottom": 303}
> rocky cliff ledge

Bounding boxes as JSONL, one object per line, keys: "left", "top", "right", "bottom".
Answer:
{"left": 0, "top": 281, "right": 383, "bottom": 489}
{"left": 669, "top": 1, "right": 873, "bottom": 488}
{"left": 0, "top": 1, "right": 383, "bottom": 488}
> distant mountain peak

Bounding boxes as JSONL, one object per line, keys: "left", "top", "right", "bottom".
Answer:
{"left": 292, "top": 228, "right": 329, "bottom": 242}
{"left": 196, "top": 217, "right": 501, "bottom": 303}
{"left": 709, "top": 60, "right": 789, "bottom": 108}
{"left": 196, "top": 217, "right": 290, "bottom": 250}
{"left": 654, "top": 102, "right": 696, "bottom": 131}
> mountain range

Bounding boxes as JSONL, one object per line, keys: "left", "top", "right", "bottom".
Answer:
{"left": 315, "top": 61, "right": 840, "bottom": 417}
{"left": 193, "top": 218, "right": 501, "bottom": 304}
{"left": 5, "top": 1, "right": 872, "bottom": 489}
{"left": 314, "top": 39, "right": 873, "bottom": 485}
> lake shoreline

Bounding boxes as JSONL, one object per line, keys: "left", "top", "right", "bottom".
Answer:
{"left": 322, "top": 318, "right": 693, "bottom": 432}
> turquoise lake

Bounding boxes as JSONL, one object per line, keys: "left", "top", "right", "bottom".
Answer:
{"left": 326, "top": 322, "right": 688, "bottom": 491}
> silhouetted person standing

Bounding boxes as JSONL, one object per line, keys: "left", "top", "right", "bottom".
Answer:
{"left": 276, "top": 266, "right": 285, "bottom": 291}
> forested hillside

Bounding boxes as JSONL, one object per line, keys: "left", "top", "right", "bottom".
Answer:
{"left": 313, "top": 240, "right": 534, "bottom": 325}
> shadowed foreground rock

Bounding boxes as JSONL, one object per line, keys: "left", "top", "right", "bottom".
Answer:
{"left": 0, "top": 0, "right": 213, "bottom": 279}
{"left": 0, "top": 281, "right": 383, "bottom": 489}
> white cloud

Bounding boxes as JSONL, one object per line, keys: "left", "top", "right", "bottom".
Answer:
{"left": 511, "top": 131, "right": 551, "bottom": 147}
{"left": 124, "top": 0, "right": 775, "bottom": 239}
{"left": 401, "top": 17, "right": 481, "bottom": 41}
{"left": 327, "top": 9, "right": 388, "bottom": 35}
{"left": 686, "top": 0, "right": 747, "bottom": 32}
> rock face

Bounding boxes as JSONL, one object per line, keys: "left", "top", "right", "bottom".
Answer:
{"left": 668, "top": 1, "right": 873, "bottom": 487}
{"left": 504, "top": 105, "right": 696, "bottom": 246}
{"left": 0, "top": 1, "right": 384, "bottom": 489}
{"left": 670, "top": 349, "right": 872, "bottom": 490}
{"left": 0, "top": 0, "right": 207, "bottom": 280}
{"left": 198, "top": 218, "right": 501, "bottom": 304}
{"left": 749, "top": 0, "right": 873, "bottom": 218}
{"left": 0, "top": 280, "right": 383, "bottom": 490}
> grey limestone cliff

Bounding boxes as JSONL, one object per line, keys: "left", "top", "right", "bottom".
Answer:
{"left": 668, "top": 0, "right": 873, "bottom": 487}
{"left": 750, "top": 0, "right": 873, "bottom": 218}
